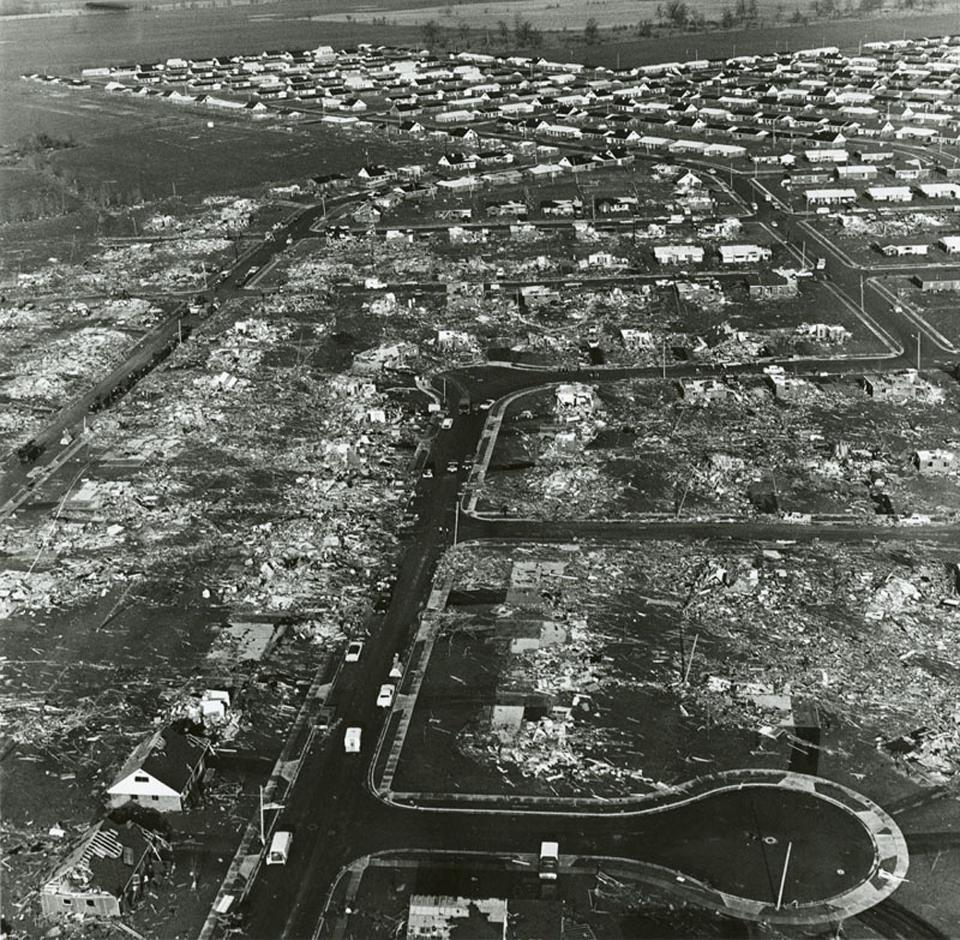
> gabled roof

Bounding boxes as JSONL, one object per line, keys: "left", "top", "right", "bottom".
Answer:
{"left": 108, "top": 727, "right": 207, "bottom": 797}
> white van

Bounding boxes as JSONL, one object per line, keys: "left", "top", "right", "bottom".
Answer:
{"left": 344, "top": 726, "right": 362, "bottom": 753}
{"left": 267, "top": 830, "right": 292, "bottom": 865}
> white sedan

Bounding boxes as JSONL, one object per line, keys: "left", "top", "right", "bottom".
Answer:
{"left": 440, "top": 417, "right": 454, "bottom": 429}
{"left": 345, "top": 641, "right": 364, "bottom": 663}
{"left": 376, "top": 684, "right": 396, "bottom": 708}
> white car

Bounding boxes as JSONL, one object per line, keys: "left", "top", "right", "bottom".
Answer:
{"left": 376, "top": 684, "right": 396, "bottom": 708}
{"left": 344, "top": 727, "right": 362, "bottom": 753}
{"left": 345, "top": 641, "right": 364, "bottom": 663}
{"left": 440, "top": 417, "right": 454, "bottom": 429}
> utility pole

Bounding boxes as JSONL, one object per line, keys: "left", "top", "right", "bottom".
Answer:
{"left": 776, "top": 841, "right": 793, "bottom": 910}
{"left": 661, "top": 338, "right": 667, "bottom": 380}
{"left": 860, "top": 274, "right": 864, "bottom": 313}
{"left": 916, "top": 331, "right": 921, "bottom": 373}
{"left": 453, "top": 498, "right": 460, "bottom": 545}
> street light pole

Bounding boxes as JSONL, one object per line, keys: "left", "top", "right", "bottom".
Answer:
{"left": 453, "top": 498, "right": 460, "bottom": 545}
{"left": 916, "top": 331, "right": 921, "bottom": 373}
{"left": 259, "top": 785, "right": 265, "bottom": 846}
{"left": 776, "top": 841, "right": 793, "bottom": 910}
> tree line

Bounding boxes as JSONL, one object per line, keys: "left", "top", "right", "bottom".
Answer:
{"left": 421, "top": 0, "right": 941, "bottom": 50}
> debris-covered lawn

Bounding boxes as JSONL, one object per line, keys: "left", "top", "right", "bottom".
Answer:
{"left": 477, "top": 374, "right": 960, "bottom": 520}
{"left": 395, "top": 540, "right": 960, "bottom": 799}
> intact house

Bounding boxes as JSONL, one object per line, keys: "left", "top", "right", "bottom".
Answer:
{"left": 879, "top": 241, "right": 928, "bottom": 257}
{"left": 106, "top": 727, "right": 210, "bottom": 813}
{"left": 719, "top": 244, "right": 772, "bottom": 265}
{"left": 914, "top": 449, "right": 956, "bottom": 474}
{"left": 653, "top": 244, "right": 704, "bottom": 265}
{"left": 866, "top": 185, "right": 913, "bottom": 202}
{"left": 40, "top": 819, "right": 168, "bottom": 919}
{"left": 835, "top": 164, "right": 878, "bottom": 181}
{"left": 916, "top": 182, "right": 960, "bottom": 200}
{"left": 357, "top": 164, "right": 395, "bottom": 187}
{"left": 939, "top": 235, "right": 960, "bottom": 254}
{"left": 914, "top": 274, "right": 960, "bottom": 292}
{"left": 805, "top": 187, "right": 857, "bottom": 208}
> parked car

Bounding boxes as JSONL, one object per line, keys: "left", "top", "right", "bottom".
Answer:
{"left": 345, "top": 641, "right": 364, "bottom": 663}
{"left": 376, "top": 684, "right": 396, "bottom": 708}
{"left": 440, "top": 417, "right": 454, "bottom": 429}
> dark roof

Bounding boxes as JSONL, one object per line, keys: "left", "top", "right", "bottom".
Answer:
{"left": 138, "top": 728, "right": 207, "bottom": 792}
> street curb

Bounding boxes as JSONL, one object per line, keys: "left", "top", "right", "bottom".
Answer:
{"left": 198, "top": 652, "right": 335, "bottom": 940}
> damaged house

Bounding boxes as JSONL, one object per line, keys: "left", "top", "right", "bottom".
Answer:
{"left": 40, "top": 819, "right": 168, "bottom": 919}
{"left": 106, "top": 726, "right": 210, "bottom": 813}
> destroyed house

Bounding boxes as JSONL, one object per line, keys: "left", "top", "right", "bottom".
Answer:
{"left": 594, "top": 196, "right": 638, "bottom": 215}
{"left": 747, "top": 271, "right": 798, "bottom": 299}
{"left": 554, "top": 383, "right": 595, "bottom": 418}
{"left": 620, "top": 329, "right": 656, "bottom": 350}
{"left": 107, "top": 727, "right": 209, "bottom": 813}
{"left": 485, "top": 199, "right": 527, "bottom": 218}
{"left": 540, "top": 198, "right": 582, "bottom": 217}
{"left": 861, "top": 371, "right": 923, "bottom": 401}
{"left": 796, "top": 322, "right": 850, "bottom": 343}
{"left": 406, "top": 896, "right": 507, "bottom": 940}
{"left": 41, "top": 820, "right": 166, "bottom": 919}
{"left": 678, "top": 378, "right": 729, "bottom": 404}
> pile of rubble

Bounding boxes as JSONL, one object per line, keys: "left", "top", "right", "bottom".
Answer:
{"left": 838, "top": 211, "right": 948, "bottom": 238}
{"left": 2, "top": 327, "right": 131, "bottom": 403}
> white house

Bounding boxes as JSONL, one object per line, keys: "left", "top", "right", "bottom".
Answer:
{"left": 917, "top": 182, "right": 960, "bottom": 200}
{"left": 804, "top": 148, "right": 848, "bottom": 164}
{"left": 107, "top": 728, "right": 209, "bottom": 813}
{"left": 866, "top": 185, "right": 913, "bottom": 203}
{"left": 653, "top": 244, "right": 704, "bottom": 265}
{"left": 939, "top": 235, "right": 960, "bottom": 254}
{"left": 805, "top": 188, "right": 857, "bottom": 207}
{"left": 719, "top": 244, "right": 772, "bottom": 264}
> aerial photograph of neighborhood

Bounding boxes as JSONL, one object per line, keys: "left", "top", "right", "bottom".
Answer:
{"left": 6, "top": 0, "right": 960, "bottom": 937}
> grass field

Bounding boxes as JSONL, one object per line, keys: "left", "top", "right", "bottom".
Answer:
{"left": 310, "top": 0, "right": 957, "bottom": 39}
{"left": 312, "top": 0, "right": 819, "bottom": 31}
